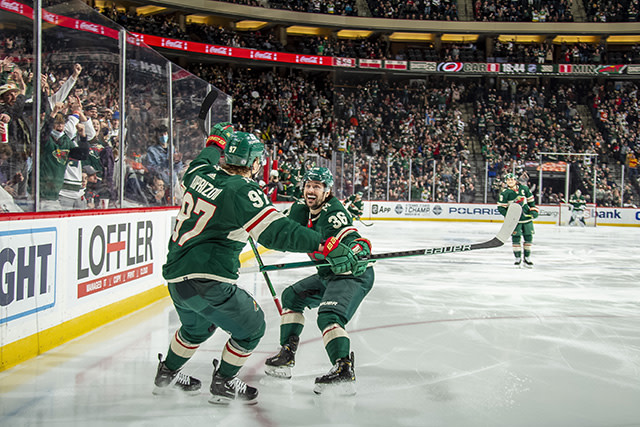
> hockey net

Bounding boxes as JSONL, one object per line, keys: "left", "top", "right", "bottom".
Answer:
{"left": 558, "top": 203, "right": 597, "bottom": 227}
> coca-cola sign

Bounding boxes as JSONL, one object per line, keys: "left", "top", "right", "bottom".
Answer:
{"left": 164, "top": 39, "right": 186, "bottom": 50}
{"left": 78, "top": 21, "right": 102, "bottom": 35}
{"left": 0, "top": 0, "right": 23, "bottom": 14}
{"left": 297, "top": 55, "right": 319, "bottom": 64}
{"left": 207, "top": 46, "right": 229, "bottom": 55}
{"left": 253, "top": 51, "right": 274, "bottom": 60}
{"left": 42, "top": 10, "right": 58, "bottom": 24}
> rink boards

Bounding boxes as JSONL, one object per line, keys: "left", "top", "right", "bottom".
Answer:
{"left": 1, "top": 202, "right": 638, "bottom": 371}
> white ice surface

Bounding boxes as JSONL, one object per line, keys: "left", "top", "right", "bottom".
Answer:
{"left": 1, "top": 221, "right": 639, "bottom": 427}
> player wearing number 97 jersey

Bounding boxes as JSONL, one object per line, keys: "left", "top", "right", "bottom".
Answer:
{"left": 155, "top": 131, "right": 326, "bottom": 405}
{"left": 264, "top": 167, "right": 375, "bottom": 396}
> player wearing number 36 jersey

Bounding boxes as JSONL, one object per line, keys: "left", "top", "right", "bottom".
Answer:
{"left": 264, "top": 167, "right": 375, "bottom": 396}
{"left": 154, "top": 128, "right": 360, "bottom": 405}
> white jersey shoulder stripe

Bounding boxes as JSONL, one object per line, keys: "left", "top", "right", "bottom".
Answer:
{"left": 227, "top": 207, "right": 286, "bottom": 242}
{"left": 336, "top": 226, "right": 358, "bottom": 242}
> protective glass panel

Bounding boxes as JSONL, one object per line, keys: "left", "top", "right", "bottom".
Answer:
{"left": 36, "top": 0, "right": 122, "bottom": 211}
{"left": 123, "top": 39, "right": 170, "bottom": 207}
{"left": 0, "top": 0, "right": 35, "bottom": 212}
{"left": 171, "top": 70, "right": 229, "bottom": 205}
{"left": 0, "top": 0, "right": 227, "bottom": 212}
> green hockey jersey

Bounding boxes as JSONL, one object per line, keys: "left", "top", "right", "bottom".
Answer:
{"left": 345, "top": 194, "right": 364, "bottom": 218}
{"left": 569, "top": 194, "right": 586, "bottom": 211}
{"left": 288, "top": 195, "right": 362, "bottom": 277}
{"left": 497, "top": 184, "right": 538, "bottom": 223}
{"left": 163, "top": 147, "right": 322, "bottom": 284}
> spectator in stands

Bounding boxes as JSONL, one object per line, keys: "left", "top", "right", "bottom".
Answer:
{"left": 0, "top": 74, "right": 28, "bottom": 197}
{"left": 144, "top": 124, "right": 183, "bottom": 189}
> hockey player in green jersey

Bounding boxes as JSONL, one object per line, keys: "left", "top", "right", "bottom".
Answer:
{"left": 497, "top": 173, "right": 539, "bottom": 268}
{"left": 264, "top": 167, "right": 375, "bottom": 396}
{"left": 568, "top": 189, "right": 587, "bottom": 226}
{"left": 344, "top": 191, "right": 364, "bottom": 220}
{"left": 153, "top": 129, "right": 359, "bottom": 405}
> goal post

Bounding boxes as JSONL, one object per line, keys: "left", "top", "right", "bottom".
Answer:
{"left": 558, "top": 202, "right": 597, "bottom": 227}
{"left": 535, "top": 152, "right": 599, "bottom": 208}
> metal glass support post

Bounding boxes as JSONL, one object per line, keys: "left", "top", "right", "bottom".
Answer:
{"left": 340, "top": 151, "right": 344, "bottom": 198}
{"left": 386, "top": 155, "right": 390, "bottom": 201}
{"left": 118, "top": 29, "right": 127, "bottom": 208}
{"left": 621, "top": 164, "right": 625, "bottom": 207}
{"left": 431, "top": 160, "right": 436, "bottom": 202}
{"left": 484, "top": 161, "right": 488, "bottom": 204}
{"left": 367, "top": 157, "right": 372, "bottom": 200}
{"left": 33, "top": 0, "right": 42, "bottom": 211}
{"left": 592, "top": 157, "right": 597, "bottom": 206}
{"left": 565, "top": 162, "right": 570, "bottom": 202}
{"left": 457, "top": 160, "right": 462, "bottom": 203}
{"left": 167, "top": 63, "right": 174, "bottom": 204}
{"left": 538, "top": 154, "right": 543, "bottom": 205}
{"left": 408, "top": 158, "right": 412, "bottom": 201}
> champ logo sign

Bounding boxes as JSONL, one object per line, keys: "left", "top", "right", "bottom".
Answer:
{"left": 75, "top": 220, "right": 155, "bottom": 298}
{"left": 0, "top": 227, "right": 57, "bottom": 324}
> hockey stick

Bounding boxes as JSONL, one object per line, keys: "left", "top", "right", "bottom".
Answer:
{"left": 248, "top": 237, "right": 283, "bottom": 315}
{"left": 357, "top": 218, "right": 374, "bottom": 227}
{"left": 197, "top": 89, "right": 220, "bottom": 136}
{"left": 259, "top": 203, "right": 523, "bottom": 272}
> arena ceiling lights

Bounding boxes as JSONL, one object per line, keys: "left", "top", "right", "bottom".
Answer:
{"left": 497, "top": 35, "right": 546, "bottom": 43}
{"left": 440, "top": 34, "right": 479, "bottom": 43}
{"left": 552, "top": 35, "right": 600, "bottom": 44}
{"left": 286, "top": 26, "right": 323, "bottom": 36}
{"left": 235, "top": 21, "right": 269, "bottom": 31}
{"left": 186, "top": 15, "right": 210, "bottom": 25}
{"left": 134, "top": 5, "right": 167, "bottom": 16}
{"left": 388, "top": 33, "right": 434, "bottom": 42}
{"left": 606, "top": 35, "right": 640, "bottom": 44}
{"left": 336, "top": 30, "right": 373, "bottom": 39}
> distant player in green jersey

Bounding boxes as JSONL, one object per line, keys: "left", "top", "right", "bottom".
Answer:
{"left": 568, "top": 189, "right": 587, "bottom": 226}
{"left": 153, "top": 127, "right": 359, "bottom": 405}
{"left": 497, "top": 172, "right": 539, "bottom": 268}
{"left": 264, "top": 167, "right": 375, "bottom": 396}
{"left": 344, "top": 190, "right": 364, "bottom": 220}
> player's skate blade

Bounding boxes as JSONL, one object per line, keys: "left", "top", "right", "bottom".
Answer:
{"left": 313, "top": 381, "right": 356, "bottom": 396}
{"left": 264, "top": 365, "right": 292, "bottom": 379}
{"left": 152, "top": 353, "right": 201, "bottom": 396}
{"left": 313, "top": 353, "right": 356, "bottom": 396}
{"left": 209, "top": 359, "right": 258, "bottom": 405}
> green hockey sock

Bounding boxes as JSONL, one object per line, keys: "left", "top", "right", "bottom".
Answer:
{"left": 218, "top": 359, "right": 240, "bottom": 378}
{"left": 164, "top": 349, "right": 189, "bottom": 372}
{"left": 325, "top": 336, "right": 350, "bottom": 364}
{"left": 280, "top": 323, "right": 304, "bottom": 346}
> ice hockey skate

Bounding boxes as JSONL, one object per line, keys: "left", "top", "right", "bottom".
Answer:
{"left": 313, "top": 352, "right": 356, "bottom": 396}
{"left": 265, "top": 335, "right": 299, "bottom": 379}
{"left": 514, "top": 257, "right": 522, "bottom": 268}
{"left": 523, "top": 257, "right": 534, "bottom": 268}
{"left": 209, "top": 359, "right": 258, "bottom": 405}
{"left": 152, "top": 353, "right": 201, "bottom": 396}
